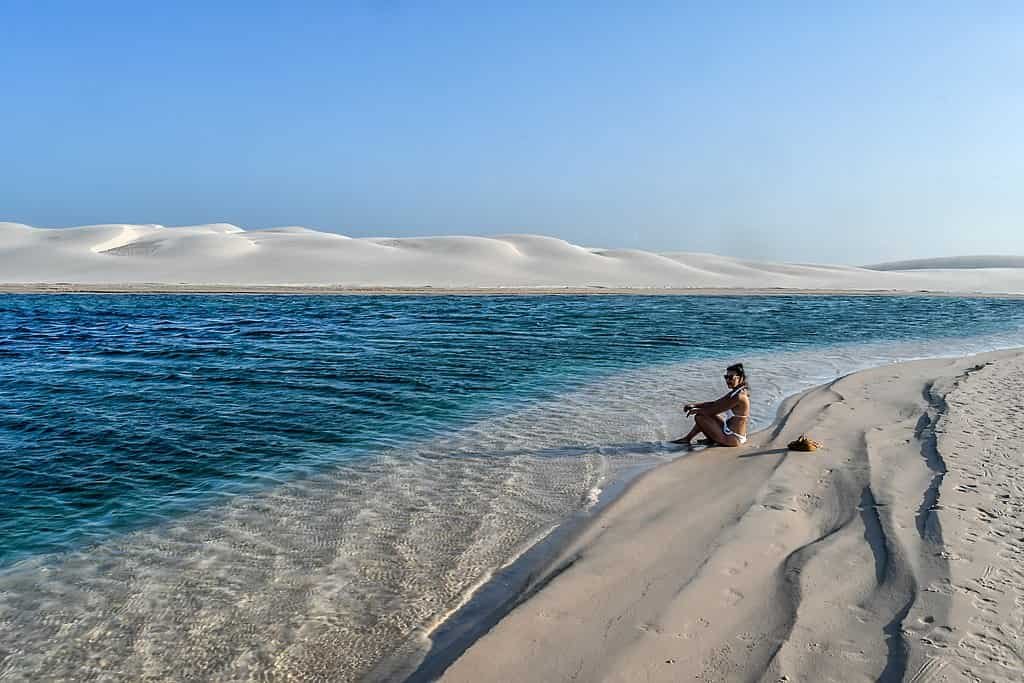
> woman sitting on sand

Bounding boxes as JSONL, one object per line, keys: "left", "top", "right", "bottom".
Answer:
{"left": 672, "top": 363, "right": 750, "bottom": 447}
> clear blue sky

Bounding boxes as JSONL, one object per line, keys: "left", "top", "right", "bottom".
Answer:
{"left": 2, "top": 1, "right": 1021, "bottom": 263}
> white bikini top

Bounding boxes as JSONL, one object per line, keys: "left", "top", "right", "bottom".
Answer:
{"left": 724, "top": 386, "right": 750, "bottom": 421}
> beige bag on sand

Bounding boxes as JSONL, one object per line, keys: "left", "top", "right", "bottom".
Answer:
{"left": 787, "top": 435, "right": 822, "bottom": 451}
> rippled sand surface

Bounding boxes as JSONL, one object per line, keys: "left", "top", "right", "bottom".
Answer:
{"left": 441, "top": 350, "right": 1024, "bottom": 683}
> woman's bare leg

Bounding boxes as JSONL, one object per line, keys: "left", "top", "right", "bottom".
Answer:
{"left": 672, "top": 414, "right": 725, "bottom": 445}
{"left": 695, "top": 414, "right": 741, "bottom": 447}
{"left": 671, "top": 423, "right": 702, "bottom": 444}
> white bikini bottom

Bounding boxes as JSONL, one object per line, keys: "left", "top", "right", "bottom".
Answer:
{"left": 723, "top": 424, "right": 748, "bottom": 444}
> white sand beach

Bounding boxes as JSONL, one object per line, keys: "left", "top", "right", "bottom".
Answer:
{"left": 3, "top": 223, "right": 1024, "bottom": 294}
{"left": 439, "top": 350, "right": 1024, "bottom": 682}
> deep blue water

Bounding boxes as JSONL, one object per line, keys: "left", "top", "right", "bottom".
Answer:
{"left": 1, "top": 294, "right": 1023, "bottom": 567}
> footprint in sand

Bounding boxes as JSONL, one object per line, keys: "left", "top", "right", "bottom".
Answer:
{"left": 841, "top": 649, "right": 869, "bottom": 662}
{"left": 846, "top": 604, "right": 873, "bottom": 624}
{"left": 723, "top": 588, "right": 744, "bottom": 606}
{"left": 908, "top": 656, "right": 948, "bottom": 682}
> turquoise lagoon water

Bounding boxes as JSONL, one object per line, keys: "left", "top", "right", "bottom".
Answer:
{"left": 1, "top": 294, "right": 1023, "bottom": 680}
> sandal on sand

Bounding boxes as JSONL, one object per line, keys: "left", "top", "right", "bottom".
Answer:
{"left": 787, "top": 435, "right": 822, "bottom": 451}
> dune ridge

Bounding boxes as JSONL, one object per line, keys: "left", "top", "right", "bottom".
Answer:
{"left": 867, "top": 255, "right": 1024, "bottom": 271}
{"left": 3, "top": 222, "right": 1024, "bottom": 292}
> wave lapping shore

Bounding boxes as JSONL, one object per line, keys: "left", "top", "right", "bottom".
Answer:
{"left": 440, "top": 350, "right": 1024, "bottom": 682}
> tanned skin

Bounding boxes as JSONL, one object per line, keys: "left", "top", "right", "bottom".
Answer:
{"left": 672, "top": 370, "right": 750, "bottom": 447}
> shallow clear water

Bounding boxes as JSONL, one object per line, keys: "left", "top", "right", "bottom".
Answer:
{"left": 1, "top": 294, "right": 1023, "bottom": 680}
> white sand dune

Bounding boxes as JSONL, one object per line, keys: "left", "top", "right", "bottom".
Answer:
{"left": 2, "top": 222, "right": 1024, "bottom": 293}
{"left": 867, "top": 255, "right": 1024, "bottom": 271}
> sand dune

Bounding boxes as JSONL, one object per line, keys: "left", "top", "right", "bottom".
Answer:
{"left": 440, "top": 349, "right": 1024, "bottom": 682}
{"left": 2, "top": 222, "right": 1024, "bottom": 293}
{"left": 867, "top": 255, "right": 1024, "bottom": 271}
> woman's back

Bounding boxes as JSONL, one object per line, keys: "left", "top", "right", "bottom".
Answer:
{"left": 724, "top": 386, "right": 750, "bottom": 434}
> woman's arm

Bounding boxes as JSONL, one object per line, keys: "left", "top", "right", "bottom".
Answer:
{"left": 694, "top": 392, "right": 741, "bottom": 416}
{"left": 684, "top": 400, "right": 711, "bottom": 415}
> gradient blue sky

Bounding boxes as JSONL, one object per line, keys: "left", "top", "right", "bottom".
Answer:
{"left": 2, "top": 1, "right": 1021, "bottom": 263}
